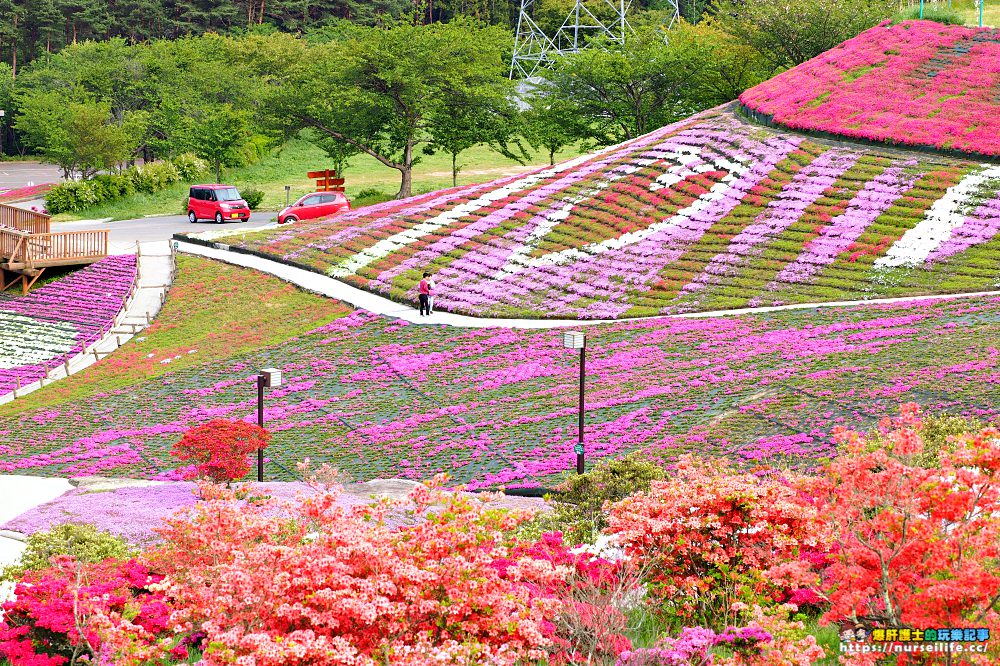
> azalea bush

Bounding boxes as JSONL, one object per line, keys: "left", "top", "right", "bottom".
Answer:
{"left": 806, "top": 405, "right": 1000, "bottom": 657}
{"left": 97, "top": 477, "right": 569, "bottom": 665}
{"left": 605, "top": 456, "right": 826, "bottom": 629}
{"left": 170, "top": 419, "right": 270, "bottom": 483}
{"left": 0, "top": 556, "right": 169, "bottom": 666}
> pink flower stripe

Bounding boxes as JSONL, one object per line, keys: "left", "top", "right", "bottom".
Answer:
{"left": 926, "top": 188, "right": 1000, "bottom": 261}
{"left": 683, "top": 150, "right": 860, "bottom": 293}
{"left": 773, "top": 162, "right": 921, "bottom": 284}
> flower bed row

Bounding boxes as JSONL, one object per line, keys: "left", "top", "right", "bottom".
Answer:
{"left": 0, "top": 255, "right": 137, "bottom": 395}
{"left": 223, "top": 107, "right": 1000, "bottom": 319}
{"left": 740, "top": 20, "right": 1000, "bottom": 157}
{"left": 3, "top": 276, "right": 998, "bottom": 488}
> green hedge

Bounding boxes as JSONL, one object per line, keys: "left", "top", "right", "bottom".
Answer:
{"left": 46, "top": 153, "right": 209, "bottom": 214}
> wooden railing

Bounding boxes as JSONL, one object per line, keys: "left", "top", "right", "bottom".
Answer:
{"left": 0, "top": 228, "right": 108, "bottom": 269}
{"left": 0, "top": 203, "right": 51, "bottom": 235}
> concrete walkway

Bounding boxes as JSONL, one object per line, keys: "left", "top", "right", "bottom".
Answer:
{"left": 0, "top": 476, "right": 74, "bottom": 600}
{"left": 177, "top": 239, "right": 1000, "bottom": 328}
{"left": 0, "top": 240, "right": 175, "bottom": 405}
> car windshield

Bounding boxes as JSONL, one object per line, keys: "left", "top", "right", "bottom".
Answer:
{"left": 216, "top": 188, "right": 242, "bottom": 202}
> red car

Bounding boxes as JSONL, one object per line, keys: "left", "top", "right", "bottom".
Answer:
{"left": 278, "top": 191, "right": 351, "bottom": 224}
{"left": 188, "top": 184, "right": 250, "bottom": 224}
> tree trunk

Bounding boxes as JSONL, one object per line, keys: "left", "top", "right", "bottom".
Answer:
{"left": 397, "top": 167, "right": 412, "bottom": 199}
{"left": 451, "top": 153, "right": 457, "bottom": 187}
{"left": 215, "top": 159, "right": 222, "bottom": 184}
{"left": 11, "top": 17, "right": 16, "bottom": 80}
{"left": 549, "top": 148, "right": 555, "bottom": 166}
{"left": 397, "top": 141, "right": 414, "bottom": 199}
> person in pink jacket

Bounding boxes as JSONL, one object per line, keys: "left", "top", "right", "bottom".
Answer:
{"left": 418, "top": 272, "right": 432, "bottom": 316}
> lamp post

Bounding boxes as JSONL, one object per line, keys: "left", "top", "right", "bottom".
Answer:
{"left": 980, "top": 0, "right": 984, "bottom": 27}
{"left": 562, "top": 331, "right": 586, "bottom": 474}
{"left": 284, "top": 185, "right": 291, "bottom": 208}
{"left": 256, "top": 368, "right": 282, "bottom": 481}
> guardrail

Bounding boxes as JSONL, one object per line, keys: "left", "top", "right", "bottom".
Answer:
{"left": 0, "top": 203, "right": 50, "bottom": 235}
{"left": 0, "top": 228, "right": 108, "bottom": 269}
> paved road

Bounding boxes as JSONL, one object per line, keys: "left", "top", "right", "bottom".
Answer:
{"left": 0, "top": 162, "right": 62, "bottom": 190}
{"left": 52, "top": 213, "right": 278, "bottom": 252}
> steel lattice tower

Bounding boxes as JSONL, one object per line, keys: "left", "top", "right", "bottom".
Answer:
{"left": 510, "top": 0, "right": 678, "bottom": 79}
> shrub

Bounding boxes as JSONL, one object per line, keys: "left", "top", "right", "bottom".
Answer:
{"left": 119, "top": 476, "right": 564, "bottom": 666}
{"left": 129, "top": 160, "right": 180, "bottom": 194}
{"left": 170, "top": 419, "right": 270, "bottom": 483}
{"left": 805, "top": 405, "right": 1000, "bottom": 646}
{"left": 45, "top": 180, "right": 100, "bottom": 214}
{"left": 91, "top": 173, "right": 134, "bottom": 201}
{"left": 0, "top": 557, "right": 169, "bottom": 666}
{"left": 239, "top": 187, "right": 264, "bottom": 209}
{"left": 836, "top": 405, "right": 985, "bottom": 467}
{"left": 544, "top": 454, "right": 665, "bottom": 545}
{"left": 46, "top": 161, "right": 183, "bottom": 213}
{"left": 353, "top": 187, "right": 393, "bottom": 207}
{"left": 0, "top": 523, "right": 134, "bottom": 583}
{"left": 171, "top": 153, "right": 209, "bottom": 181}
{"left": 606, "top": 456, "right": 825, "bottom": 630}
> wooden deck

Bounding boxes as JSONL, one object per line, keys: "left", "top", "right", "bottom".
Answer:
{"left": 0, "top": 204, "right": 109, "bottom": 294}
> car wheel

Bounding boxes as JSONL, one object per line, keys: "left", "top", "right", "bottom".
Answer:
{"left": 284, "top": 215, "right": 298, "bottom": 224}
{"left": 188, "top": 211, "right": 197, "bottom": 224}
{"left": 215, "top": 212, "right": 224, "bottom": 224}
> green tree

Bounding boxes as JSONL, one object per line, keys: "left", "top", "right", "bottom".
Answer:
{"left": 281, "top": 20, "right": 513, "bottom": 198}
{"left": 546, "top": 24, "right": 716, "bottom": 144}
{"left": 303, "top": 127, "right": 360, "bottom": 176}
{"left": 712, "top": 0, "right": 897, "bottom": 68}
{"left": 681, "top": 19, "right": 775, "bottom": 106}
{"left": 16, "top": 92, "right": 131, "bottom": 177}
{"left": 0, "top": 62, "right": 13, "bottom": 154}
{"left": 522, "top": 91, "right": 583, "bottom": 166}
{"left": 180, "top": 104, "right": 253, "bottom": 182}
{"left": 425, "top": 89, "right": 524, "bottom": 187}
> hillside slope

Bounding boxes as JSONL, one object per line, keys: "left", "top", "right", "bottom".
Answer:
{"left": 2, "top": 257, "right": 998, "bottom": 488}
{"left": 740, "top": 20, "right": 1000, "bottom": 156}
{"left": 227, "top": 106, "right": 1000, "bottom": 319}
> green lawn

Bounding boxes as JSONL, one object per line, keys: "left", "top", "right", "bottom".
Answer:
{"left": 918, "top": 0, "right": 1000, "bottom": 26}
{"left": 53, "top": 138, "right": 582, "bottom": 222}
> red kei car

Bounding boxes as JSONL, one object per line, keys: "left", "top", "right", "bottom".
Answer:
{"left": 188, "top": 185, "right": 250, "bottom": 224}
{"left": 278, "top": 191, "right": 351, "bottom": 224}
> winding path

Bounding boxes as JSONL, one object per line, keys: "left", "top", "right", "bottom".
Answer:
{"left": 176, "top": 239, "right": 1000, "bottom": 328}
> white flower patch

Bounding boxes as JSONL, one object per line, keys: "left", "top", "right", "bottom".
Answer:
{"left": 875, "top": 164, "right": 1000, "bottom": 268}
{"left": 0, "top": 313, "right": 78, "bottom": 369}
{"left": 497, "top": 153, "right": 749, "bottom": 275}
